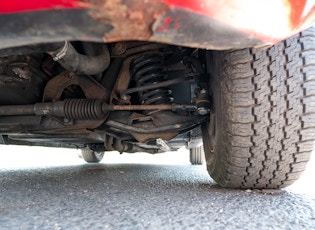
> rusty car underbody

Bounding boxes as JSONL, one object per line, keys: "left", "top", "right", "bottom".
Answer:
{"left": 0, "top": 41, "right": 209, "bottom": 153}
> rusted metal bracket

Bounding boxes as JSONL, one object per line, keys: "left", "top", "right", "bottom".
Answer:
{"left": 42, "top": 71, "right": 109, "bottom": 130}
{"left": 43, "top": 71, "right": 109, "bottom": 102}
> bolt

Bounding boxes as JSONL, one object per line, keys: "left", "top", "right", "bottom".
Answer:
{"left": 114, "top": 42, "right": 123, "bottom": 50}
{"left": 67, "top": 73, "right": 73, "bottom": 79}
{"left": 198, "top": 107, "right": 210, "bottom": 115}
{"left": 112, "top": 42, "right": 126, "bottom": 55}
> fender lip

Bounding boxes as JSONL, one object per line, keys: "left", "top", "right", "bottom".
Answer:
{"left": 0, "top": 0, "right": 314, "bottom": 50}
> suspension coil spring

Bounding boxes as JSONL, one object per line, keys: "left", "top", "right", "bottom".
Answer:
{"left": 63, "top": 99, "right": 103, "bottom": 120}
{"left": 131, "top": 52, "right": 173, "bottom": 106}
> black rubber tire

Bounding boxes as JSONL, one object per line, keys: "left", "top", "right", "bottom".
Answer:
{"left": 202, "top": 27, "right": 315, "bottom": 189}
{"left": 81, "top": 149, "right": 104, "bottom": 163}
{"left": 189, "top": 146, "right": 205, "bottom": 165}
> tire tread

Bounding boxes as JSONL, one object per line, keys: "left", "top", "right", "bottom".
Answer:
{"left": 204, "top": 28, "right": 315, "bottom": 188}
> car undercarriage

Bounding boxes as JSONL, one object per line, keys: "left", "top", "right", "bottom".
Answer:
{"left": 0, "top": 41, "right": 207, "bottom": 154}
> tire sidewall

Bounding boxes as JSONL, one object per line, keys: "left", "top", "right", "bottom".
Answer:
{"left": 203, "top": 51, "right": 230, "bottom": 184}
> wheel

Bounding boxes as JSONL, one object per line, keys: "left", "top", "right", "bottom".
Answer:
{"left": 80, "top": 148, "right": 104, "bottom": 163}
{"left": 202, "top": 27, "right": 315, "bottom": 189}
{"left": 189, "top": 146, "right": 205, "bottom": 165}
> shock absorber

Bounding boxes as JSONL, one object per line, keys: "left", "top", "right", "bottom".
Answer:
{"left": 130, "top": 52, "right": 173, "bottom": 112}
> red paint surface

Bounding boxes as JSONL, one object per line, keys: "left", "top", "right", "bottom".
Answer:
{"left": 161, "top": 0, "right": 315, "bottom": 42}
{"left": 289, "top": 0, "right": 306, "bottom": 27}
{"left": 161, "top": 0, "right": 315, "bottom": 29}
{"left": 160, "top": 0, "right": 213, "bottom": 17}
{"left": 157, "top": 16, "right": 172, "bottom": 32}
{"left": 0, "top": 0, "right": 84, "bottom": 13}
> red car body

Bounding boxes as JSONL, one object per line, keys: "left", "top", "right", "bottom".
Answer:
{"left": 0, "top": 0, "right": 315, "bottom": 50}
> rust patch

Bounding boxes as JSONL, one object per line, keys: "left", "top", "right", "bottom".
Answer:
{"left": 130, "top": 131, "right": 178, "bottom": 143}
{"left": 128, "top": 112, "right": 179, "bottom": 142}
{"left": 86, "top": 0, "right": 169, "bottom": 42}
{"left": 109, "top": 54, "right": 134, "bottom": 104}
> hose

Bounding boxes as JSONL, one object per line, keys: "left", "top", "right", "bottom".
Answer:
{"left": 0, "top": 41, "right": 111, "bottom": 76}
{"left": 50, "top": 41, "right": 110, "bottom": 75}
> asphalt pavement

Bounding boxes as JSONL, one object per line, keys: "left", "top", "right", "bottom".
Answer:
{"left": 0, "top": 148, "right": 314, "bottom": 230}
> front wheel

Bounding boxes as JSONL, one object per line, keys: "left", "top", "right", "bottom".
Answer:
{"left": 189, "top": 146, "right": 205, "bottom": 165}
{"left": 203, "top": 27, "right": 315, "bottom": 189}
{"left": 80, "top": 148, "right": 104, "bottom": 163}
